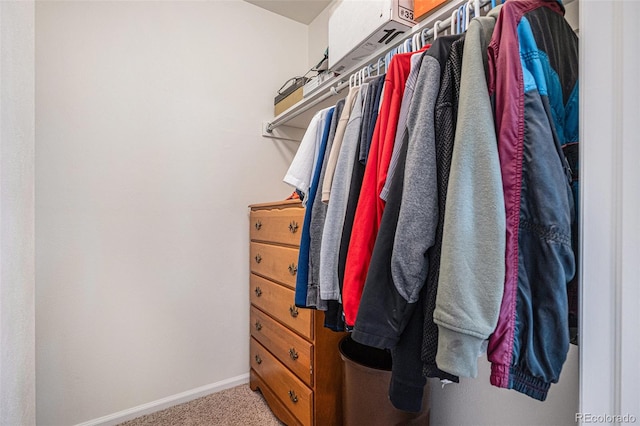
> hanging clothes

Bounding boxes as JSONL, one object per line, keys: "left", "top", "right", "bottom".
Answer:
{"left": 320, "top": 88, "right": 368, "bottom": 331}
{"left": 352, "top": 36, "right": 463, "bottom": 412}
{"left": 321, "top": 87, "right": 361, "bottom": 203}
{"left": 359, "top": 75, "right": 384, "bottom": 164}
{"left": 307, "top": 100, "right": 344, "bottom": 309}
{"left": 351, "top": 48, "right": 431, "bottom": 346}
{"left": 328, "top": 75, "right": 385, "bottom": 331}
{"left": 379, "top": 47, "right": 430, "bottom": 202}
{"left": 342, "top": 46, "right": 428, "bottom": 327}
{"left": 318, "top": 87, "right": 367, "bottom": 303}
{"left": 283, "top": 111, "right": 325, "bottom": 202}
{"left": 282, "top": 0, "right": 579, "bottom": 407}
{"left": 486, "top": 0, "right": 579, "bottom": 401}
{"left": 347, "top": 40, "right": 440, "bottom": 347}
{"left": 284, "top": 106, "right": 334, "bottom": 307}
{"left": 384, "top": 36, "right": 464, "bottom": 351}
{"left": 374, "top": 133, "right": 429, "bottom": 413}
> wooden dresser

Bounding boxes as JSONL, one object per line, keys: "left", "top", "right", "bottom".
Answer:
{"left": 249, "top": 200, "right": 346, "bottom": 426}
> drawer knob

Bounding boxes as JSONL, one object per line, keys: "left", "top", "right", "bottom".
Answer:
{"left": 288, "top": 221, "right": 299, "bottom": 234}
{"left": 288, "top": 390, "right": 298, "bottom": 403}
{"left": 289, "top": 348, "right": 299, "bottom": 361}
{"left": 254, "top": 321, "right": 262, "bottom": 331}
{"left": 255, "top": 354, "right": 262, "bottom": 365}
{"left": 254, "top": 287, "right": 262, "bottom": 297}
{"left": 289, "top": 305, "right": 299, "bottom": 318}
{"left": 288, "top": 263, "right": 297, "bottom": 276}
{"left": 254, "top": 254, "right": 262, "bottom": 264}
{"left": 254, "top": 220, "right": 262, "bottom": 230}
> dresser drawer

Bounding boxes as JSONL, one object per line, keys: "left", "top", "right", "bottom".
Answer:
{"left": 251, "top": 306, "right": 313, "bottom": 386}
{"left": 250, "top": 274, "right": 313, "bottom": 340}
{"left": 251, "top": 338, "right": 313, "bottom": 426}
{"left": 250, "top": 207, "right": 304, "bottom": 246}
{"left": 250, "top": 242, "right": 299, "bottom": 289}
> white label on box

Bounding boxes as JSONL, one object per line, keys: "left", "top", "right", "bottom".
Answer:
{"left": 398, "top": 4, "right": 414, "bottom": 21}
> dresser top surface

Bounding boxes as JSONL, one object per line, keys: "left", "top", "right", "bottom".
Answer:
{"left": 249, "top": 199, "right": 302, "bottom": 210}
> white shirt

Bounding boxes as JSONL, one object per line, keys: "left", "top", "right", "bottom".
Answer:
{"left": 283, "top": 107, "right": 333, "bottom": 205}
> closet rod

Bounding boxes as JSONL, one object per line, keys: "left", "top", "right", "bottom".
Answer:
{"left": 265, "top": 0, "right": 487, "bottom": 133}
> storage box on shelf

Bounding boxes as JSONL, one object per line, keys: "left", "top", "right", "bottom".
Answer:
{"left": 249, "top": 200, "right": 346, "bottom": 426}
{"left": 328, "top": 0, "right": 416, "bottom": 73}
{"left": 414, "top": 0, "right": 450, "bottom": 21}
{"left": 263, "top": 0, "right": 478, "bottom": 137}
{"left": 275, "top": 87, "right": 305, "bottom": 116}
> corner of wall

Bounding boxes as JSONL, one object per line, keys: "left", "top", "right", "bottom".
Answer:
{"left": 307, "top": 0, "right": 342, "bottom": 69}
{"left": 0, "top": 0, "right": 36, "bottom": 425}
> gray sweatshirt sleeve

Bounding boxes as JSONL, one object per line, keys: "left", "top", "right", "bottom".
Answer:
{"left": 318, "top": 90, "right": 364, "bottom": 301}
{"left": 433, "top": 11, "right": 506, "bottom": 378}
{"left": 390, "top": 56, "right": 441, "bottom": 305}
{"left": 380, "top": 53, "right": 423, "bottom": 202}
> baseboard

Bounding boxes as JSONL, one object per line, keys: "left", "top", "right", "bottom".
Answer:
{"left": 74, "top": 373, "right": 250, "bottom": 426}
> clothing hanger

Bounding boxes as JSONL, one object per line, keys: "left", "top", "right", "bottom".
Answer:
{"left": 421, "top": 28, "right": 430, "bottom": 46}
{"left": 346, "top": 0, "right": 491, "bottom": 93}
{"left": 359, "top": 67, "right": 368, "bottom": 86}
{"left": 433, "top": 20, "right": 443, "bottom": 39}
{"left": 385, "top": 51, "right": 393, "bottom": 70}
{"left": 451, "top": 9, "right": 458, "bottom": 34}
{"left": 457, "top": 5, "right": 465, "bottom": 33}
{"left": 412, "top": 33, "right": 421, "bottom": 51}
{"left": 404, "top": 38, "right": 412, "bottom": 53}
{"left": 464, "top": 1, "right": 472, "bottom": 30}
{"left": 468, "top": 0, "right": 480, "bottom": 20}
{"left": 361, "top": 65, "right": 370, "bottom": 82}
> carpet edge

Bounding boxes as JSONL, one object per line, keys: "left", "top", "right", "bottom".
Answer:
{"left": 73, "top": 373, "right": 250, "bottom": 426}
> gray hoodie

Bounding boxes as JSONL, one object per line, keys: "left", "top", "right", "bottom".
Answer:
{"left": 434, "top": 6, "right": 506, "bottom": 379}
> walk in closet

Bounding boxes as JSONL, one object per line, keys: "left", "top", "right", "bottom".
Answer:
{"left": 2, "top": 0, "right": 637, "bottom": 425}
{"left": 259, "top": 0, "right": 636, "bottom": 424}
{"left": 264, "top": 0, "right": 582, "bottom": 424}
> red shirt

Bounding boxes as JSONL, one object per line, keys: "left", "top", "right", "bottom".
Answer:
{"left": 342, "top": 49, "right": 421, "bottom": 326}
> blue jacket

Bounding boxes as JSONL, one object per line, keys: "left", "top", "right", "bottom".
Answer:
{"left": 487, "top": 0, "right": 579, "bottom": 401}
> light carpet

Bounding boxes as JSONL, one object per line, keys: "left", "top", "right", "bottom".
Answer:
{"left": 118, "top": 384, "right": 284, "bottom": 426}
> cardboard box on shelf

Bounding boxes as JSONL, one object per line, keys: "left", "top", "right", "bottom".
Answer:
{"left": 414, "top": 0, "right": 449, "bottom": 21}
{"left": 274, "top": 76, "right": 307, "bottom": 116}
{"left": 328, "top": 0, "right": 416, "bottom": 74}
{"left": 274, "top": 87, "right": 304, "bottom": 116}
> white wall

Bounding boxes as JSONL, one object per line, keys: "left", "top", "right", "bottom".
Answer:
{"left": 430, "top": 348, "right": 579, "bottom": 425}
{"left": 0, "top": 1, "right": 36, "bottom": 425}
{"left": 35, "top": 1, "right": 306, "bottom": 424}
{"left": 580, "top": 0, "right": 640, "bottom": 421}
{"left": 308, "top": 0, "right": 341, "bottom": 68}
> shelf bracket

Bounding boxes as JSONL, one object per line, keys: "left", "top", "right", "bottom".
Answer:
{"left": 262, "top": 122, "right": 305, "bottom": 142}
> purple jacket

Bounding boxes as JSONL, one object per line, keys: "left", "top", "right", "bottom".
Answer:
{"left": 487, "top": 0, "right": 579, "bottom": 401}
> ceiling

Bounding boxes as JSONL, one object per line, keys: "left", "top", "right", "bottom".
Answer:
{"left": 243, "top": 0, "right": 333, "bottom": 25}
